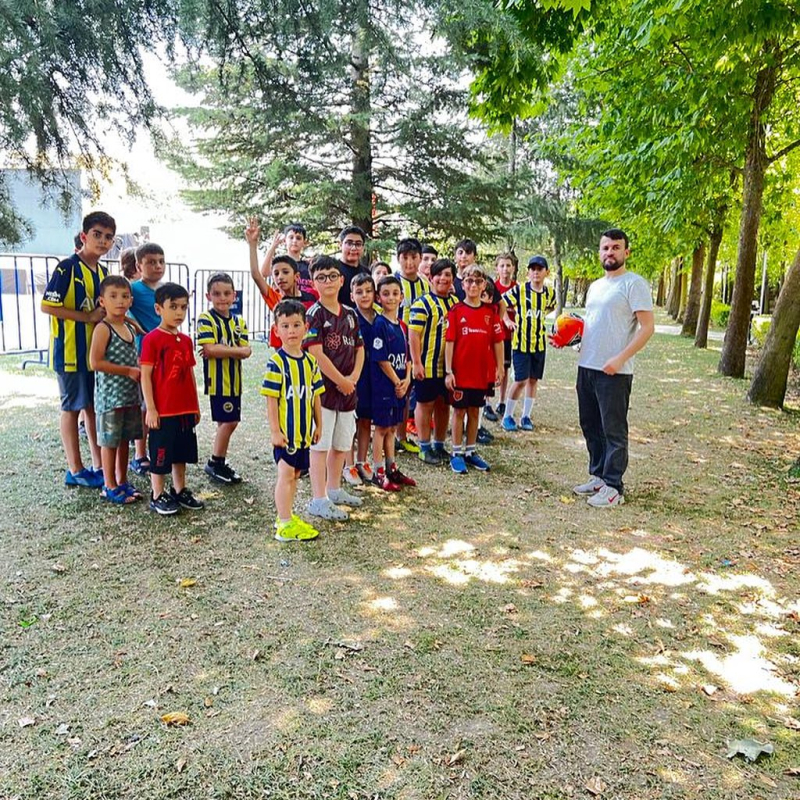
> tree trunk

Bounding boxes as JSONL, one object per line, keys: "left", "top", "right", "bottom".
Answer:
{"left": 349, "top": 11, "right": 373, "bottom": 236}
{"left": 553, "top": 236, "right": 564, "bottom": 316}
{"left": 719, "top": 55, "right": 779, "bottom": 378}
{"left": 681, "top": 241, "right": 706, "bottom": 336}
{"left": 747, "top": 245, "right": 800, "bottom": 408}
{"left": 677, "top": 264, "right": 689, "bottom": 323}
{"left": 666, "top": 258, "right": 682, "bottom": 318}
{"left": 695, "top": 213, "right": 725, "bottom": 348}
{"left": 655, "top": 270, "right": 665, "bottom": 307}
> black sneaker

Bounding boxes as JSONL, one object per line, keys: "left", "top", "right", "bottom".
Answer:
{"left": 150, "top": 492, "right": 180, "bottom": 515}
{"left": 170, "top": 487, "right": 205, "bottom": 511}
{"left": 204, "top": 460, "right": 242, "bottom": 484}
{"left": 483, "top": 404, "right": 499, "bottom": 422}
{"left": 418, "top": 448, "right": 442, "bottom": 466}
{"left": 477, "top": 426, "right": 494, "bottom": 445}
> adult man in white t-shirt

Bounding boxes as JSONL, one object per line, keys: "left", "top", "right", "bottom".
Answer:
{"left": 568, "top": 229, "right": 654, "bottom": 507}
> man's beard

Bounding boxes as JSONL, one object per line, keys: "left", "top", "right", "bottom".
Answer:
{"left": 602, "top": 257, "right": 623, "bottom": 271}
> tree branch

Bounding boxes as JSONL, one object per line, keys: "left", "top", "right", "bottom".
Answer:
{"left": 768, "top": 137, "right": 800, "bottom": 164}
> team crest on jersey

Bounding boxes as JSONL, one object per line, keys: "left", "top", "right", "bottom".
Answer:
{"left": 453, "top": 390, "right": 463, "bottom": 402}
{"left": 325, "top": 332, "right": 342, "bottom": 350}
{"left": 373, "top": 337, "right": 384, "bottom": 350}
{"left": 223, "top": 401, "right": 234, "bottom": 413}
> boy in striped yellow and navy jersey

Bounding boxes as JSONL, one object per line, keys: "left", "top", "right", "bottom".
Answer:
{"left": 501, "top": 255, "right": 556, "bottom": 432}
{"left": 41, "top": 211, "right": 115, "bottom": 488}
{"left": 196, "top": 273, "right": 252, "bottom": 484}
{"left": 262, "top": 300, "right": 325, "bottom": 542}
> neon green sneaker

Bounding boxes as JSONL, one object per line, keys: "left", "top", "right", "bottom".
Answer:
{"left": 274, "top": 517, "right": 319, "bottom": 542}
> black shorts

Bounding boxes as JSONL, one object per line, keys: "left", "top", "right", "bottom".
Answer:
{"left": 210, "top": 395, "right": 241, "bottom": 422}
{"left": 503, "top": 339, "right": 512, "bottom": 369}
{"left": 415, "top": 376, "right": 449, "bottom": 404}
{"left": 449, "top": 387, "right": 487, "bottom": 409}
{"left": 149, "top": 414, "right": 199, "bottom": 474}
{"left": 512, "top": 350, "right": 546, "bottom": 381}
{"left": 274, "top": 446, "right": 310, "bottom": 472}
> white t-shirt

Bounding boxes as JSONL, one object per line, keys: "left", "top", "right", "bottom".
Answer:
{"left": 578, "top": 271, "right": 653, "bottom": 375}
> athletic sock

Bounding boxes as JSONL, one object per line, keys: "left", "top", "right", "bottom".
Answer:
{"left": 419, "top": 439, "right": 431, "bottom": 452}
{"left": 465, "top": 444, "right": 476, "bottom": 456}
{"left": 373, "top": 460, "right": 382, "bottom": 473}
{"left": 453, "top": 445, "right": 465, "bottom": 455}
{"left": 433, "top": 439, "right": 444, "bottom": 449}
{"left": 523, "top": 397, "right": 535, "bottom": 417}
{"left": 505, "top": 399, "right": 517, "bottom": 419}
{"left": 211, "top": 455, "right": 225, "bottom": 464}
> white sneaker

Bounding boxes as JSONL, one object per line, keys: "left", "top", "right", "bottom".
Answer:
{"left": 343, "top": 465, "right": 362, "bottom": 486}
{"left": 307, "top": 498, "right": 349, "bottom": 521}
{"left": 587, "top": 485, "right": 624, "bottom": 507}
{"left": 573, "top": 476, "right": 605, "bottom": 496}
{"left": 328, "top": 487, "right": 363, "bottom": 507}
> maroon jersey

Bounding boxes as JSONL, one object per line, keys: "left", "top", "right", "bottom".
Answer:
{"left": 445, "top": 302, "right": 504, "bottom": 389}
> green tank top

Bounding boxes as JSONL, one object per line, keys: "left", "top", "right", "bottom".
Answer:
{"left": 94, "top": 321, "right": 141, "bottom": 414}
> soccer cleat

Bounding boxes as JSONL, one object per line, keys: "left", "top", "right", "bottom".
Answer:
{"left": 483, "top": 404, "right": 499, "bottom": 422}
{"left": 274, "top": 517, "right": 320, "bottom": 542}
{"left": 587, "top": 484, "right": 624, "bottom": 508}
{"left": 433, "top": 443, "right": 451, "bottom": 459}
{"left": 418, "top": 448, "right": 442, "bottom": 466}
{"left": 372, "top": 468, "right": 401, "bottom": 492}
{"left": 388, "top": 465, "right": 416, "bottom": 487}
{"left": 343, "top": 465, "right": 362, "bottom": 486}
{"left": 396, "top": 438, "right": 421, "bottom": 454}
{"left": 450, "top": 454, "right": 468, "bottom": 474}
{"left": 519, "top": 416, "right": 535, "bottom": 432}
{"left": 150, "top": 491, "right": 180, "bottom": 515}
{"left": 328, "top": 487, "right": 363, "bottom": 507}
{"left": 476, "top": 426, "right": 494, "bottom": 445}
{"left": 501, "top": 416, "right": 518, "bottom": 432}
{"left": 170, "top": 487, "right": 205, "bottom": 510}
{"left": 573, "top": 476, "right": 605, "bottom": 496}
{"left": 406, "top": 419, "right": 418, "bottom": 437}
{"left": 307, "top": 498, "right": 348, "bottom": 521}
{"left": 496, "top": 402, "right": 506, "bottom": 416}
{"left": 465, "top": 452, "right": 491, "bottom": 471}
{"left": 65, "top": 467, "right": 104, "bottom": 488}
{"left": 204, "top": 459, "right": 242, "bottom": 484}
{"left": 355, "top": 463, "right": 374, "bottom": 483}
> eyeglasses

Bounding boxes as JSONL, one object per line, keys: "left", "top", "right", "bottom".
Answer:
{"left": 88, "top": 229, "right": 116, "bottom": 243}
{"left": 313, "top": 273, "right": 341, "bottom": 283}
{"left": 463, "top": 277, "right": 485, "bottom": 284}
{"left": 342, "top": 240, "right": 364, "bottom": 249}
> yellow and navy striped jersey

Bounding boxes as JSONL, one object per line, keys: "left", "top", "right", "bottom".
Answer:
{"left": 408, "top": 292, "right": 458, "bottom": 378}
{"left": 261, "top": 349, "right": 325, "bottom": 450}
{"left": 395, "top": 272, "right": 429, "bottom": 326}
{"left": 196, "top": 309, "right": 249, "bottom": 397}
{"left": 502, "top": 283, "right": 555, "bottom": 353}
{"left": 42, "top": 254, "right": 108, "bottom": 372}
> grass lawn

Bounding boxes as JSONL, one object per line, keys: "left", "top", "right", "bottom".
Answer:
{"left": 1, "top": 324, "right": 799, "bottom": 799}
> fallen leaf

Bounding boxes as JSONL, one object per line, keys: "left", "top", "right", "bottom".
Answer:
{"left": 178, "top": 578, "right": 197, "bottom": 588}
{"left": 176, "top": 757, "right": 188, "bottom": 773}
{"left": 18, "top": 717, "right": 35, "bottom": 728}
{"left": 520, "top": 653, "right": 537, "bottom": 665}
{"left": 67, "top": 736, "right": 82, "bottom": 748}
{"left": 636, "top": 594, "right": 651, "bottom": 605}
{"left": 726, "top": 738, "right": 774, "bottom": 762}
{"left": 446, "top": 749, "right": 466, "bottom": 766}
{"left": 585, "top": 776, "right": 607, "bottom": 796}
{"left": 390, "top": 753, "right": 405, "bottom": 766}
{"left": 161, "top": 712, "right": 191, "bottom": 726}
{"left": 701, "top": 684, "right": 719, "bottom": 697}
{"left": 502, "top": 603, "right": 518, "bottom": 614}
{"left": 244, "top": 497, "right": 255, "bottom": 505}
{"left": 784, "top": 717, "right": 800, "bottom": 731}
{"left": 51, "top": 563, "right": 67, "bottom": 573}
{"left": 54, "top": 723, "right": 70, "bottom": 736}
{"left": 403, "top": 640, "right": 415, "bottom": 650}
{"left": 204, "top": 697, "right": 214, "bottom": 708}
{"left": 784, "top": 767, "right": 800, "bottom": 777}
{"left": 559, "top": 495, "right": 576, "bottom": 505}
{"left": 520, "top": 579, "right": 544, "bottom": 588}
{"left": 250, "top": 649, "right": 262, "bottom": 661}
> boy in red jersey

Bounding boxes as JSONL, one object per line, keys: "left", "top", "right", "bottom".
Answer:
{"left": 444, "top": 266, "right": 504, "bottom": 474}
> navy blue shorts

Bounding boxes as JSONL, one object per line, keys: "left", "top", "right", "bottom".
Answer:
{"left": 512, "top": 350, "right": 546, "bottom": 382}
{"left": 274, "top": 446, "right": 310, "bottom": 472}
{"left": 503, "top": 339, "right": 512, "bottom": 369}
{"left": 415, "top": 376, "right": 449, "bottom": 404}
{"left": 372, "top": 402, "right": 404, "bottom": 428}
{"left": 149, "top": 414, "right": 199, "bottom": 474}
{"left": 210, "top": 395, "right": 241, "bottom": 422}
{"left": 57, "top": 371, "right": 95, "bottom": 412}
{"left": 356, "top": 401, "right": 372, "bottom": 421}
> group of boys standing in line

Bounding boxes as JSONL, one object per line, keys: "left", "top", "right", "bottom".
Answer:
{"left": 41, "top": 210, "right": 654, "bottom": 543}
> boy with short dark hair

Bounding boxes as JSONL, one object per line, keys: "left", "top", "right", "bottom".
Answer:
{"left": 304, "top": 257, "right": 365, "bottom": 521}
{"left": 501, "top": 255, "right": 556, "bottom": 432}
{"left": 336, "top": 225, "right": 369, "bottom": 306}
{"left": 262, "top": 300, "right": 324, "bottom": 542}
{"left": 484, "top": 252, "right": 518, "bottom": 422}
{"left": 140, "top": 282, "right": 204, "bottom": 515}
{"left": 42, "top": 210, "right": 115, "bottom": 488}
{"left": 453, "top": 238, "right": 478, "bottom": 301}
{"left": 196, "top": 273, "right": 252, "bottom": 484}
{"left": 258, "top": 223, "right": 317, "bottom": 299}
{"left": 445, "top": 266, "right": 504, "bottom": 473}
{"left": 420, "top": 245, "right": 438, "bottom": 282}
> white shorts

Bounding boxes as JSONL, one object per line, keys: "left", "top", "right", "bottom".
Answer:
{"left": 311, "top": 407, "right": 357, "bottom": 452}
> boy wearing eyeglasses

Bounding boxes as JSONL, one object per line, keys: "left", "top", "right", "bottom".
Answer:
{"left": 42, "top": 211, "right": 116, "bottom": 489}
{"left": 500, "top": 255, "right": 556, "bottom": 432}
{"left": 303, "top": 256, "right": 365, "bottom": 521}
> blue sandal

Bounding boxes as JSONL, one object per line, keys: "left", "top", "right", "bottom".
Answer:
{"left": 101, "top": 485, "right": 137, "bottom": 505}
{"left": 130, "top": 458, "right": 150, "bottom": 475}
{"left": 120, "top": 482, "right": 143, "bottom": 500}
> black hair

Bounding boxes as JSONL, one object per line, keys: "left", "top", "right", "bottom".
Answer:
{"left": 155, "top": 282, "right": 189, "bottom": 305}
{"left": 371, "top": 261, "right": 391, "bottom": 273}
{"left": 119, "top": 248, "right": 138, "bottom": 279}
{"left": 309, "top": 255, "right": 342, "bottom": 276}
{"left": 82, "top": 211, "right": 116, "bottom": 235}
{"left": 421, "top": 245, "right": 438, "bottom": 257}
{"left": 430, "top": 258, "right": 456, "bottom": 278}
{"left": 272, "top": 255, "right": 299, "bottom": 273}
{"left": 136, "top": 242, "right": 165, "bottom": 262}
{"left": 207, "top": 272, "right": 235, "bottom": 292}
{"left": 454, "top": 238, "right": 477, "bottom": 256}
{"left": 274, "top": 298, "right": 306, "bottom": 321}
{"left": 99, "top": 275, "right": 131, "bottom": 295}
{"left": 351, "top": 273, "right": 376, "bottom": 291}
{"left": 73, "top": 232, "right": 83, "bottom": 250}
{"left": 377, "top": 275, "right": 402, "bottom": 293}
{"left": 601, "top": 228, "right": 630, "bottom": 248}
{"left": 396, "top": 237, "right": 422, "bottom": 256}
{"left": 283, "top": 223, "right": 308, "bottom": 238}
{"left": 338, "top": 225, "right": 367, "bottom": 243}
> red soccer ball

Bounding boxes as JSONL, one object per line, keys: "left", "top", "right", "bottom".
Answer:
{"left": 551, "top": 313, "right": 584, "bottom": 347}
